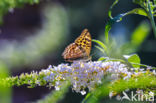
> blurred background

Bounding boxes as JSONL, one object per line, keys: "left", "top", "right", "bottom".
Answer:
{"left": 0, "top": 0, "right": 155, "bottom": 103}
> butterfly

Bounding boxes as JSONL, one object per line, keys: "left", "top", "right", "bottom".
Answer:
{"left": 62, "top": 29, "right": 92, "bottom": 62}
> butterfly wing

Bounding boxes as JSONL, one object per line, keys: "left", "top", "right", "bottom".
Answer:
{"left": 75, "top": 29, "right": 92, "bottom": 56}
{"left": 62, "top": 43, "right": 85, "bottom": 61}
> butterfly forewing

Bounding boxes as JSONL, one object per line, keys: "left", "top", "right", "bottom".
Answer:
{"left": 62, "top": 29, "right": 92, "bottom": 62}
{"left": 75, "top": 29, "right": 92, "bottom": 56}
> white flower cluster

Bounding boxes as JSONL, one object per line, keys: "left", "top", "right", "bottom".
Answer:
{"left": 40, "top": 61, "right": 154, "bottom": 95}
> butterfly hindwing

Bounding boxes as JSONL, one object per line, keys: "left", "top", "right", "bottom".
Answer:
{"left": 62, "top": 43, "right": 85, "bottom": 61}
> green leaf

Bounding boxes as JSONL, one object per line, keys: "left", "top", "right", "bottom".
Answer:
{"left": 126, "top": 8, "right": 148, "bottom": 17}
{"left": 98, "top": 57, "right": 107, "bottom": 61}
{"left": 121, "top": 21, "right": 150, "bottom": 54}
{"left": 92, "top": 39, "right": 107, "bottom": 52}
{"left": 154, "top": 0, "right": 156, "bottom": 4}
{"left": 84, "top": 79, "right": 110, "bottom": 103}
{"left": 131, "top": 21, "right": 150, "bottom": 48}
{"left": 95, "top": 45, "right": 105, "bottom": 54}
{"left": 81, "top": 93, "right": 92, "bottom": 103}
{"left": 123, "top": 54, "right": 141, "bottom": 68}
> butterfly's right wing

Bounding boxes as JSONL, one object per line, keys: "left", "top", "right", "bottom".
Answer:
{"left": 62, "top": 43, "right": 85, "bottom": 61}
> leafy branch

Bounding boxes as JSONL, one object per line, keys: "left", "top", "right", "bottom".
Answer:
{"left": 133, "top": 0, "right": 156, "bottom": 38}
{"left": 104, "top": 0, "right": 156, "bottom": 44}
{"left": 83, "top": 74, "right": 156, "bottom": 103}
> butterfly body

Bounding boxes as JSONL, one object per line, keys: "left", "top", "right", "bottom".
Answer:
{"left": 62, "top": 29, "right": 92, "bottom": 62}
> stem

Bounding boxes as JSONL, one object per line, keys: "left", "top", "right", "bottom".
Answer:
{"left": 147, "top": 0, "right": 156, "bottom": 38}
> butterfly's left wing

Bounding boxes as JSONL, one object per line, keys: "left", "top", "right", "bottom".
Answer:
{"left": 75, "top": 29, "right": 92, "bottom": 56}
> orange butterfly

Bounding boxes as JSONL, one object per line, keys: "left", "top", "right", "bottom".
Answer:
{"left": 62, "top": 29, "right": 92, "bottom": 62}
